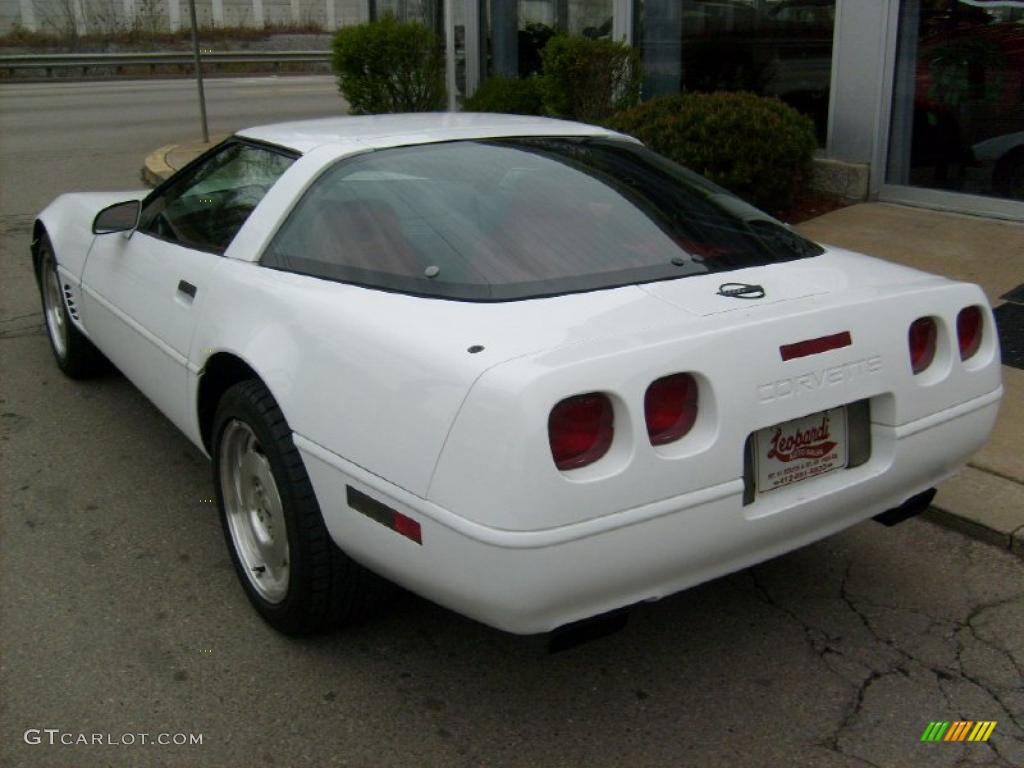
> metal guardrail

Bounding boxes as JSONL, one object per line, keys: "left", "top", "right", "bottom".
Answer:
{"left": 0, "top": 51, "right": 332, "bottom": 77}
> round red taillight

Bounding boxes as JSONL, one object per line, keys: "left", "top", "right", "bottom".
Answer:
{"left": 908, "top": 317, "right": 937, "bottom": 375}
{"left": 645, "top": 373, "right": 699, "bottom": 446}
{"left": 957, "top": 306, "right": 983, "bottom": 361}
{"left": 548, "top": 393, "right": 614, "bottom": 470}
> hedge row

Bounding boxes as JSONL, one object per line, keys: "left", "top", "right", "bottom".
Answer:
{"left": 606, "top": 92, "right": 817, "bottom": 210}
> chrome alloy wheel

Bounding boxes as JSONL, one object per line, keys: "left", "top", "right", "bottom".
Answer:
{"left": 220, "top": 420, "right": 290, "bottom": 603}
{"left": 42, "top": 252, "right": 68, "bottom": 360}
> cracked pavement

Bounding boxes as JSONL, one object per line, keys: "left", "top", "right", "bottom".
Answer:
{"left": 747, "top": 549, "right": 1023, "bottom": 767}
{"left": 1, "top": 79, "right": 1022, "bottom": 768}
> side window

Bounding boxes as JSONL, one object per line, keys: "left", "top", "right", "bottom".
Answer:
{"left": 139, "top": 142, "right": 295, "bottom": 253}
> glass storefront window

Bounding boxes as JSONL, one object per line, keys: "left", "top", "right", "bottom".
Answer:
{"left": 637, "top": 1, "right": 836, "bottom": 144}
{"left": 484, "top": 1, "right": 615, "bottom": 78}
{"left": 887, "top": 1, "right": 1024, "bottom": 201}
{"left": 372, "top": 0, "right": 444, "bottom": 28}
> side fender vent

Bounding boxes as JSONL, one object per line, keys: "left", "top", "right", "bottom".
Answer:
{"left": 62, "top": 284, "right": 80, "bottom": 321}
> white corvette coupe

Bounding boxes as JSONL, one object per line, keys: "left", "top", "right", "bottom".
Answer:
{"left": 33, "top": 114, "right": 1003, "bottom": 637}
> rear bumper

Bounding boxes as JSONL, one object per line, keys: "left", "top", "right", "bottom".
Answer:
{"left": 295, "top": 386, "right": 1001, "bottom": 635}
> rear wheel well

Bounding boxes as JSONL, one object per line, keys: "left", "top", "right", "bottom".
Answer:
{"left": 197, "top": 353, "right": 261, "bottom": 454}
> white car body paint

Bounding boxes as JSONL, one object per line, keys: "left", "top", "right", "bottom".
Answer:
{"left": 34, "top": 114, "right": 1003, "bottom": 634}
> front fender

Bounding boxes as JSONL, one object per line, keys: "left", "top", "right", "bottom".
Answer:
{"left": 35, "top": 191, "right": 147, "bottom": 281}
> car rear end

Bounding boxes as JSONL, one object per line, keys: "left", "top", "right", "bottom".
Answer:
{"left": 271, "top": 131, "right": 1001, "bottom": 633}
{"left": 298, "top": 254, "right": 1000, "bottom": 634}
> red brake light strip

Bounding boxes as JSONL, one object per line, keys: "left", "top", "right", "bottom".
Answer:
{"left": 780, "top": 331, "right": 853, "bottom": 361}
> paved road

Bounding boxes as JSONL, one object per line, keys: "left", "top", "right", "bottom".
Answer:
{"left": 0, "top": 76, "right": 345, "bottom": 215}
{"left": 1, "top": 79, "right": 1023, "bottom": 768}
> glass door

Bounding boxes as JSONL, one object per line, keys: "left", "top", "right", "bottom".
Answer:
{"left": 885, "top": 0, "right": 1024, "bottom": 214}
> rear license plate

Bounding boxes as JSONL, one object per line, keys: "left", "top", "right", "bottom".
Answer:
{"left": 754, "top": 407, "right": 848, "bottom": 493}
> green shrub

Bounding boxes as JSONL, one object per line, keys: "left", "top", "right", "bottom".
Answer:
{"left": 540, "top": 35, "right": 641, "bottom": 124}
{"left": 464, "top": 76, "right": 544, "bottom": 116}
{"left": 606, "top": 91, "right": 817, "bottom": 210}
{"left": 331, "top": 14, "right": 445, "bottom": 114}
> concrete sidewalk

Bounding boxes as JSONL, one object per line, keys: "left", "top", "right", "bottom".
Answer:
{"left": 142, "top": 146, "right": 1024, "bottom": 558}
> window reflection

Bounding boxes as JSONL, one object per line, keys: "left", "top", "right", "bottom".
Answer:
{"left": 638, "top": 0, "right": 836, "bottom": 144}
{"left": 484, "top": 1, "right": 615, "bottom": 78}
{"left": 372, "top": 0, "right": 444, "bottom": 28}
{"left": 888, "top": 0, "right": 1024, "bottom": 201}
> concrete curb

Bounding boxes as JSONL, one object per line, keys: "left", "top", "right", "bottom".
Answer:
{"left": 142, "top": 137, "right": 228, "bottom": 187}
{"left": 923, "top": 506, "right": 1024, "bottom": 554}
{"left": 923, "top": 465, "right": 1024, "bottom": 557}
{"left": 141, "top": 143, "right": 176, "bottom": 187}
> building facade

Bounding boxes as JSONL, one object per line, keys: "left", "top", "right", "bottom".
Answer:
{"left": 446, "top": 0, "right": 1024, "bottom": 220}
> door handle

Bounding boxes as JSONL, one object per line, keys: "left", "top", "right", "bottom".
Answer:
{"left": 177, "top": 280, "right": 197, "bottom": 299}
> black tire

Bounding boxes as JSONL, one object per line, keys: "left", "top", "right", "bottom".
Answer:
{"left": 37, "top": 232, "right": 107, "bottom": 379}
{"left": 212, "top": 379, "right": 391, "bottom": 635}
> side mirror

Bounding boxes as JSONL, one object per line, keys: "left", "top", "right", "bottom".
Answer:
{"left": 92, "top": 200, "right": 141, "bottom": 235}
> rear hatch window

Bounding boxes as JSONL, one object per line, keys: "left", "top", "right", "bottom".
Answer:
{"left": 261, "top": 137, "right": 823, "bottom": 301}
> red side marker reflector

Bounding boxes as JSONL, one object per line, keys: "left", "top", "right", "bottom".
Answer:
{"left": 346, "top": 485, "right": 423, "bottom": 545}
{"left": 780, "top": 331, "right": 853, "bottom": 361}
{"left": 392, "top": 512, "right": 422, "bottom": 545}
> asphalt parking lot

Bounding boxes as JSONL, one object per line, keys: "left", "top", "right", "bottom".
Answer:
{"left": 2, "top": 79, "right": 1023, "bottom": 768}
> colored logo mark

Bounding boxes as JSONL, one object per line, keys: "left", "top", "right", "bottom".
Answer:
{"left": 921, "top": 721, "right": 997, "bottom": 742}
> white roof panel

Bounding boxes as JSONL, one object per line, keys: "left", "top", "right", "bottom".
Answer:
{"left": 236, "top": 112, "right": 630, "bottom": 153}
